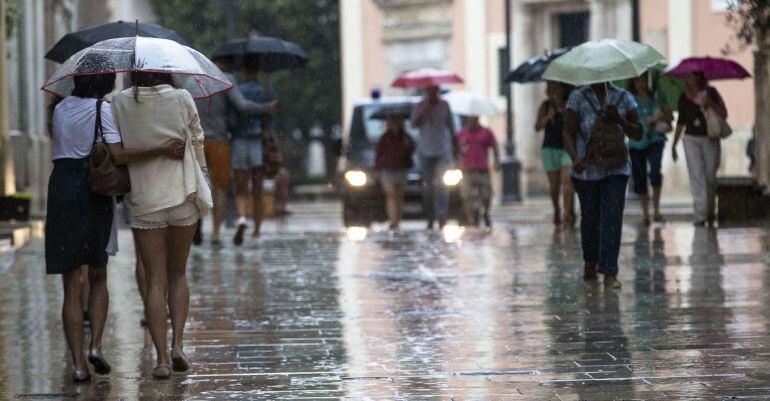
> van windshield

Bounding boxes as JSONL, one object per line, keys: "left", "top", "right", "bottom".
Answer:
{"left": 362, "top": 104, "right": 420, "bottom": 143}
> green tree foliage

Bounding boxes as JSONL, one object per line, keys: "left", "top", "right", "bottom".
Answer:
{"left": 148, "top": 0, "right": 341, "bottom": 134}
{"left": 727, "top": 0, "right": 770, "bottom": 48}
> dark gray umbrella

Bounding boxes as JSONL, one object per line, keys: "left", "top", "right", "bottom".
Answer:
{"left": 370, "top": 104, "right": 413, "bottom": 120}
{"left": 45, "top": 20, "right": 192, "bottom": 63}
{"left": 504, "top": 47, "right": 571, "bottom": 83}
{"left": 211, "top": 36, "right": 308, "bottom": 72}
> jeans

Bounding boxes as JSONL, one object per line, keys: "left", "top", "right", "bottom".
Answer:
{"left": 629, "top": 141, "right": 664, "bottom": 195}
{"left": 421, "top": 155, "right": 449, "bottom": 221}
{"left": 683, "top": 135, "right": 720, "bottom": 222}
{"left": 573, "top": 174, "right": 629, "bottom": 276}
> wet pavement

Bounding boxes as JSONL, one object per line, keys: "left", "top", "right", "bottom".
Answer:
{"left": 2, "top": 202, "right": 770, "bottom": 400}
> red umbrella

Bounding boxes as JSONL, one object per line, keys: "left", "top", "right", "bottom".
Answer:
{"left": 391, "top": 68, "right": 463, "bottom": 89}
{"left": 664, "top": 56, "right": 751, "bottom": 81}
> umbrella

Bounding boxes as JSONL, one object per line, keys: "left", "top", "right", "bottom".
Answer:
{"left": 45, "top": 20, "right": 192, "bottom": 63}
{"left": 542, "top": 39, "right": 664, "bottom": 86}
{"left": 42, "top": 36, "right": 232, "bottom": 99}
{"left": 664, "top": 56, "right": 751, "bottom": 80}
{"left": 370, "top": 104, "right": 413, "bottom": 120}
{"left": 505, "top": 47, "right": 571, "bottom": 83}
{"left": 613, "top": 63, "right": 685, "bottom": 111}
{"left": 211, "top": 36, "right": 308, "bottom": 72}
{"left": 391, "top": 68, "right": 463, "bottom": 89}
{"left": 443, "top": 91, "right": 500, "bottom": 116}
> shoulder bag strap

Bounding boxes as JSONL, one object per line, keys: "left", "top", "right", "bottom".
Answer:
{"left": 93, "top": 99, "right": 104, "bottom": 146}
{"left": 580, "top": 90, "right": 602, "bottom": 116}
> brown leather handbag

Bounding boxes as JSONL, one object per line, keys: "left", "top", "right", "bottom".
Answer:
{"left": 262, "top": 130, "right": 283, "bottom": 179}
{"left": 90, "top": 100, "right": 130, "bottom": 196}
{"left": 581, "top": 92, "right": 629, "bottom": 169}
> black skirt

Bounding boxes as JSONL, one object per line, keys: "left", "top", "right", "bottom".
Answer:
{"left": 45, "top": 158, "right": 113, "bottom": 275}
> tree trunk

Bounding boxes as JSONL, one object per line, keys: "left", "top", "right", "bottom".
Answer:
{"left": 755, "top": 44, "right": 770, "bottom": 192}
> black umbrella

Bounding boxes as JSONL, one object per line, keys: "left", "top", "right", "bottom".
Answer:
{"left": 370, "top": 104, "right": 413, "bottom": 120}
{"left": 504, "top": 47, "right": 571, "bottom": 83}
{"left": 45, "top": 20, "right": 192, "bottom": 63}
{"left": 211, "top": 36, "right": 308, "bottom": 72}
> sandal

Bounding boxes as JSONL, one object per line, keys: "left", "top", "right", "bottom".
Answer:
{"left": 153, "top": 364, "right": 172, "bottom": 379}
{"left": 171, "top": 348, "right": 191, "bottom": 372}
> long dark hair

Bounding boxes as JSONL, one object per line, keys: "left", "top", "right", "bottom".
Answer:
{"left": 71, "top": 73, "right": 116, "bottom": 99}
{"left": 130, "top": 71, "right": 177, "bottom": 102}
{"left": 626, "top": 71, "right": 659, "bottom": 98}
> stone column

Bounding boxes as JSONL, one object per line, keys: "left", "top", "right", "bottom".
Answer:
{"left": 340, "top": 0, "right": 365, "bottom": 137}
{"left": 0, "top": 0, "right": 13, "bottom": 195}
{"left": 589, "top": 0, "right": 606, "bottom": 40}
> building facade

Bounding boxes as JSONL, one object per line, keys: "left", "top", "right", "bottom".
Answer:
{"left": 340, "top": 0, "right": 756, "bottom": 200}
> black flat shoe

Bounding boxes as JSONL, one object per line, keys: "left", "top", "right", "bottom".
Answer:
{"left": 171, "top": 348, "right": 191, "bottom": 372}
{"left": 87, "top": 348, "right": 111, "bottom": 375}
{"left": 153, "top": 364, "right": 171, "bottom": 379}
{"left": 233, "top": 223, "right": 247, "bottom": 246}
{"left": 73, "top": 368, "right": 91, "bottom": 383}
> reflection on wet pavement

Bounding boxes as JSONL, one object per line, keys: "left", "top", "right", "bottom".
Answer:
{"left": 1, "top": 221, "right": 770, "bottom": 399}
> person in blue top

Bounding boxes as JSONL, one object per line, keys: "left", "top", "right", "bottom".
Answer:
{"left": 626, "top": 72, "right": 674, "bottom": 225}
{"left": 564, "top": 82, "right": 642, "bottom": 289}
{"left": 231, "top": 55, "right": 278, "bottom": 245}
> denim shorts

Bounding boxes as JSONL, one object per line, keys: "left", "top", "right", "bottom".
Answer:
{"left": 231, "top": 136, "right": 263, "bottom": 171}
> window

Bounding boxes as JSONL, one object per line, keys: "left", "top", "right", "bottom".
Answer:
{"left": 558, "top": 12, "right": 590, "bottom": 48}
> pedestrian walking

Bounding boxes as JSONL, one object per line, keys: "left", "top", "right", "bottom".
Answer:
{"left": 410, "top": 85, "right": 457, "bottom": 230}
{"left": 195, "top": 55, "right": 276, "bottom": 249}
{"left": 111, "top": 72, "right": 210, "bottom": 379}
{"left": 231, "top": 55, "right": 277, "bottom": 245}
{"left": 671, "top": 72, "right": 728, "bottom": 226}
{"left": 626, "top": 72, "right": 674, "bottom": 225}
{"left": 374, "top": 115, "right": 415, "bottom": 231}
{"left": 564, "top": 83, "right": 642, "bottom": 289}
{"left": 535, "top": 82, "right": 575, "bottom": 225}
{"left": 46, "top": 70, "right": 183, "bottom": 382}
{"left": 457, "top": 115, "right": 500, "bottom": 228}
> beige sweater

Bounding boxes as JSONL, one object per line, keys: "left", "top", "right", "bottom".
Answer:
{"left": 112, "top": 85, "right": 208, "bottom": 217}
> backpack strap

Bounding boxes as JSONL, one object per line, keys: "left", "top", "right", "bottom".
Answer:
{"left": 93, "top": 99, "right": 104, "bottom": 146}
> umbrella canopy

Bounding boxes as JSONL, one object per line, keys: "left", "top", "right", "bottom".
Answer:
{"left": 505, "top": 47, "right": 571, "bottom": 83}
{"left": 45, "top": 20, "right": 192, "bottom": 63}
{"left": 42, "top": 36, "right": 232, "bottom": 99}
{"left": 391, "top": 68, "right": 463, "bottom": 89}
{"left": 443, "top": 91, "right": 500, "bottom": 116}
{"left": 542, "top": 39, "right": 665, "bottom": 86}
{"left": 211, "top": 36, "right": 308, "bottom": 72}
{"left": 664, "top": 56, "right": 751, "bottom": 81}
{"left": 370, "top": 103, "right": 413, "bottom": 120}
{"left": 613, "top": 63, "right": 685, "bottom": 111}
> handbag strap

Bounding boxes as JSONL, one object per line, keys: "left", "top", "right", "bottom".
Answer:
{"left": 93, "top": 99, "right": 104, "bottom": 146}
{"left": 580, "top": 89, "right": 625, "bottom": 116}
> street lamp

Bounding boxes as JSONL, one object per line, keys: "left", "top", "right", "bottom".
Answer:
{"left": 501, "top": 0, "right": 521, "bottom": 203}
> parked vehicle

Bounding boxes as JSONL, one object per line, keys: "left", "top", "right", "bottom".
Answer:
{"left": 341, "top": 96, "right": 464, "bottom": 227}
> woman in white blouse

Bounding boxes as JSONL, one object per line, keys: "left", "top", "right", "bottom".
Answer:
{"left": 110, "top": 71, "right": 211, "bottom": 379}
{"left": 46, "top": 70, "right": 184, "bottom": 383}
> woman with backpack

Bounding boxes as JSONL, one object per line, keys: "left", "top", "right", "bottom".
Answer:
{"left": 626, "top": 72, "right": 674, "bottom": 225}
{"left": 671, "top": 72, "right": 727, "bottom": 227}
{"left": 564, "top": 82, "right": 642, "bottom": 289}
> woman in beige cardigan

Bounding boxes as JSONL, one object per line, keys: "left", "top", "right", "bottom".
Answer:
{"left": 110, "top": 72, "right": 211, "bottom": 379}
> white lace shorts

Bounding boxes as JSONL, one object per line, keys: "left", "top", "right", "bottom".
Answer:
{"left": 130, "top": 199, "right": 199, "bottom": 230}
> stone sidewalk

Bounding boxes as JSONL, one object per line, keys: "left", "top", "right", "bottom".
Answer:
{"left": 1, "top": 208, "right": 769, "bottom": 399}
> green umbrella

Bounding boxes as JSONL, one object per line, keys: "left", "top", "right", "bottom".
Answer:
{"left": 542, "top": 39, "right": 665, "bottom": 86}
{"left": 612, "top": 63, "right": 685, "bottom": 111}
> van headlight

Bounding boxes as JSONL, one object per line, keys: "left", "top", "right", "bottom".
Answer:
{"left": 344, "top": 170, "right": 368, "bottom": 187}
{"left": 442, "top": 169, "right": 463, "bottom": 186}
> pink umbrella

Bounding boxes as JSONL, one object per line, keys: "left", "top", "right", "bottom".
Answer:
{"left": 664, "top": 56, "right": 751, "bottom": 81}
{"left": 391, "top": 68, "right": 463, "bottom": 89}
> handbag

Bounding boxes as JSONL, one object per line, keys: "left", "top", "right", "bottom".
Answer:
{"left": 581, "top": 92, "right": 629, "bottom": 169}
{"left": 89, "top": 100, "right": 130, "bottom": 196}
{"left": 703, "top": 105, "right": 732, "bottom": 139}
{"left": 262, "top": 129, "right": 283, "bottom": 179}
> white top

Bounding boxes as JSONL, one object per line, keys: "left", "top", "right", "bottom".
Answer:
{"left": 51, "top": 96, "right": 122, "bottom": 161}
{"left": 111, "top": 85, "right": 207, "bottom": 217}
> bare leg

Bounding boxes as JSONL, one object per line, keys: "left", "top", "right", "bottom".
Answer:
{"left": 251, "top": 168, "right": 264, "bottom": 237}
{"left": 211, "top": 188, "right": 226, "bottom": 241}
{"left": 133, "top": 233, "right": 147, "bottom": 307}
{"left": 133, "top": 228, "right": 170, "bottom": 368}
{"left": 80, "top": 266, "right": 89, "bottom": 319}
{"left": 561, "top": 165, "right": 575, "bottom": 224}
{"left": 87, "top": 267, "right": 108, "bottom": 350}
{"left": 640, "top": 194, "right": 650, "bottom": 225}
{"left": 165, "top": 224, "right": 196, "bottom": 352}
{"left": 394, "top": 184, "right": 405, "bottom": 229}
{"left": 652, "top": 185, "right": 663, "bottom": 220}
{"left": 546, "top": 171, "right": 562, "bottom": 224}
{"left": 233, "top": 170, "right": 250, "bottom": 245}
{"left": 62, "top": 268, "right": 87, "bottom": 371}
